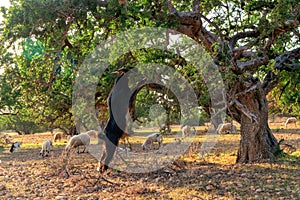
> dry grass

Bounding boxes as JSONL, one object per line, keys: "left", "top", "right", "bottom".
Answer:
{"left": 0, "top": 126, "right": 299, "bottom": 199}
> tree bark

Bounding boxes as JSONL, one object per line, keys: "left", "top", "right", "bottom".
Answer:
{"left": 235, "top": 84, "right": 279, "bottom": 163}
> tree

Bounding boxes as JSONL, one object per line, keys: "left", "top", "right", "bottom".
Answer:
{"left": 162, "top": 0, "right": 300, "bottom": 162}
{"left": 1, "top": 0, "right": 299, "bottom": 164}
{"left": 0, "top": 0, "right": 114, "bottom": 133}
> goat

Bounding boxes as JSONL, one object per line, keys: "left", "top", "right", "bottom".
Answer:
{"left": 216, "top": 123, "right": 237, "bottom": 134}
{"left": 53, "top": 132, "right": 63, "bottom": 142}
{"left": 98, "top": 68, "right": 135, "bottom": 173}
{"left": 65, "top": 133, "right": 90, "bottom": 154}
{"left": 10, "top": 142, "right": 21, "bottom": 153}
{"left": 181, "top": 125, "right": 197, "bottom": 138}
{"left": 142, "top": 132, "right": 163, "bottom": 150}
{"left": 40, "top": 140, "right": 53, "bottom": 157}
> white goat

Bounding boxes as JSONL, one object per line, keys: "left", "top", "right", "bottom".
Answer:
{"left": 65, "top": 133, "right": 90, "bottom": 153}
{"left": 216, "top": 123, "right": 237, "bottom": 134}
{"left": 142, "top": 132, "right": 163, "bottom": 150}
{"left": 53, "top": 132, "right": 63, "bottom": 142}
{"left": 285, "top": 117, "right": 297, "bottom": 128}
{"left": 40, "top": 140, "right": 53, "bottom": 157}
{"left": 181, "top": 125, "right": 197, "bottom": 138}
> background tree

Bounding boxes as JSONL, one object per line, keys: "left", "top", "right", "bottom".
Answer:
{"left": 269, "top": 70, "right": 300, "bottom": 117}
{"left": 0, "top": 0, "right": 299, "bottom": 163}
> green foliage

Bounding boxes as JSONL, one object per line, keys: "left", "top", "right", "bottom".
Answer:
{"left": 270, "top": 69, "right": 300, "bottom": 116}
{"left": 0, "top": 0, "right": 299, "bottom": 133}
{"left": 0, "top": 113, "right": 46, "bottom": 134}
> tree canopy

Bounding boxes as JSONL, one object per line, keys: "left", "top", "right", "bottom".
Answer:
{"left": 0, "top": 0, "right": 299, "bottom": 163}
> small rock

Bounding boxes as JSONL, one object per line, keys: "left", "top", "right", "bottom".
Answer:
{"left": 217, "top": 190, "right": 225, "bottom": 196}
{"left": 236, "top": 183, "right": 243, "bottom": 188}
{"left": 0, "top": 191, "right": 6, "bottom": 196}
{"left": 55, "top": 196, "right": 68, "bottom": 200}
{"left": 0, "top": 185, "right": 6, "bottom": 191}
{"left": 76, "top": 197, "right": 87, "bottom": 200}
{"left": 206, "top": 184, "right": 214, "bottom": 191}
{"left": 93, "top": 185, "right": 99, "bottom": 191}
{"left": 155, "top": 177, "right": 162, "bottom": 184}
{"left": 227, "top": 171, "right": 233, "bottom": 175}
{"left": 255, "top": 188, "right": 263, "bottom": 193}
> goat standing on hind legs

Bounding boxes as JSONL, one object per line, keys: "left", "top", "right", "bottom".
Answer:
{"left": 98, "top": 68, "right": 134, "bottom": 173}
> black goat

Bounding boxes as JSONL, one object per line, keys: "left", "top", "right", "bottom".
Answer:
{"left": 98, "top": 68, "right": 132, "bottom": 172}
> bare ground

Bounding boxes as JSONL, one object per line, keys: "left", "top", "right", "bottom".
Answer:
{"left": 0, "top": 127, "right": 299, "bottom": 200}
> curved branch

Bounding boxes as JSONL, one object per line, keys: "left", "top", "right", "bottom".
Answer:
{"left": 274, "top": 47, "right": 300, "bottom": 71}
{"left": 199, "top": 13, "right": 224, "bottom": 42}
{"left": 237, "top": 56, "right": 269, "bottom": 72}
{"left": 232, "top": 98, "right": 258, "bottom": 123}
{"left": 229, "top": 30, "right": 259, "bottom": 49}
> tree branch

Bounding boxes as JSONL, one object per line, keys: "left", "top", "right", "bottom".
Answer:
{"left": 229, "top": 30, "right": 259, "bottom": 49}
{"left": 85, "top": 0, "right": 109, "bottom": 7}
{"left": 192, "top": 0, "right": 201, "bottom": 12}
{"left": 199, "top": 13, "right": 224, "bottom": 42}
{"left": 262, "top": 70, "right": 279, "bottom": 94}
{"left": 232, "top": 98, "right": 258, "bottom": 123}
{"left": 234, "top": 84, "right": 258, "bottom": 98}
{"left": 166, "top": 0, "right": 178, "bottom": 14}
{"left": 274, "top": 47, "right": 300, "bottom": 71}
{"left": 230, "top": 46, "right": 256, "bottom": 59}
{"left": 166, "top": 1, "right": 219, "bottom": 51}
{"left": 237, "top": 56, "right": 269, "bottom": 72}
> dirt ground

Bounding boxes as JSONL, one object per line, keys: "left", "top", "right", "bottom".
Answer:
{"left": 0, "top": 126, "right": 299, "bottom": 200}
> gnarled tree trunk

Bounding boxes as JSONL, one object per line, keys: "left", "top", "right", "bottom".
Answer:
{"left": 235, "top": 84, "right": 279, "bottom": 163}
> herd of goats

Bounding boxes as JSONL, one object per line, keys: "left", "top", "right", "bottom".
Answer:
{"left": 3, "top": 67, "right": 298, "bottom": 173}
{"left": 7, "top": 116, "right": 297, "bottom": 157}
{"left": 7, "top": 124, "right": 195, "bottom": 156}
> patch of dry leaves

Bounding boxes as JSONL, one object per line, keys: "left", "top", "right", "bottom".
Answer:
{"left": 0, "top": 131, "right": 299, "bottom": 199}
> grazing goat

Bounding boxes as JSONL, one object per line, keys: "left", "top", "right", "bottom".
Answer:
{"left": 216, "top": 123, "right": 237, "bottom": 134}
{"left": 181, "top": 125, "right": 196, "bottom": 138}
{"left": 40, "top": 140, "right": 53, "bottom": 157}
{"left": 10, "top": 142, "right": 21, "bottom": 153}
{"left": 142, "top": 132, "right": 163, "bottom": 150}
{"left": 53, "top": 132, "right": 63, "bottom": 142}
{"left": 65, "top": 133, "right": 90, "bottom": 154}
{"left": 285, "top": 117, "right": 297, "bottom": 128}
